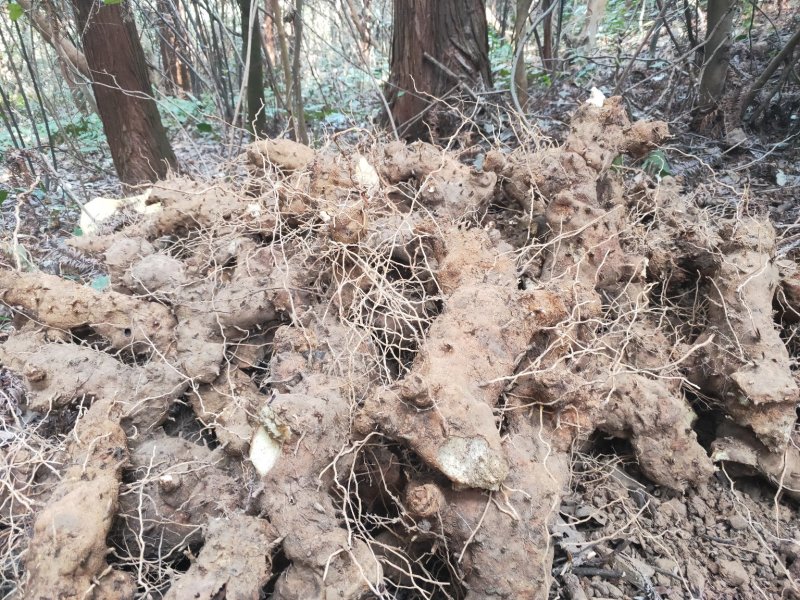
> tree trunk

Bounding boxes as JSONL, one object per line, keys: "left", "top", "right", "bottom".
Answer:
{"left": 263, "top": 9, "right": 277, "bottom": 65}
{"left": 498, "top": 0, "right": 511, "bottom": 38}
{"left": 387, "top": 0, "right": 491, "bottom": 140}
{"left": 344, "top": 0, "right": 372, "bottom": 57}
{"left": 16, "top": 0, "right": 89, "bottom": 78}
{"left": 291, "top": 0, "right": 308, "bottom": 144}
{"left": 513, "top": 0, "right": 533, "bottom": 110}
{"left": 541, "top": 0, "right": 553, "bottom": 70}
{"left": 238, "top": 0, "right": 267, "bottom": 136}
{"left": 72, "top": 0, "right": 177, "bottom": 186}
{"left": 267, "top": 0, "right": 305, "bottom": 142}
{"left": 581, "top": 0, "right": 608, "bottom": 49}
{"left": 697, "top": 0, "right": 735, "bottom": 112}
{"left": 157, "top": 0, "right": 192, "bottom": 96}
{"left": 740, "top": 24, "right": 800, "bottom": 122}
{"left": 15, "top": 0, "right": 96, "bottom": 114}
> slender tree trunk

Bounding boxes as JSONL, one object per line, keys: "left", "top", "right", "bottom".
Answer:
{"left": 72, "top": 0, "right": 177, "bottom": 186}
{"left": 238, "top": 0, "right": 267, "bottom": 136}
{"left": 386, "top": 0, "right": 491, "bottom": 140}
{"left": 263, "top": 9, "right": 277, "bottom": 65}
{"left": 513, "top": 0, "right": 533, "bottom": 109}
{"left": 15, "top": 0, "right": 96, "bottom": 114}
{"left": 291, "top": 0, "right": 308, "bottom": 144}
{"left": 16, "top": 0, "right": 89, "bottom": 78}
{"left": 740, "top": 25, "right": 800, "bottom": 122}
{"left": 344, "top": 0, "right": 371, "bottom": 56}
{"left": 581, "top": 0, "right": 607, "bottom": 49}
{"left": 269, "top": 0, "right": 305, "bottom": 141}
{"left": 697, "top": 0, "right": 735, "bottom": 112}
{"left": 157, "top": 0, "right": 192, "bottom": 96}
{"left": 541, "top": 0, "right": 553, "bottom": 70}
{"left": 269, "top": 0, "right": 293, "bottom": 97}
{"left": 499, "top": 0, "right": 511, "bottom": 38}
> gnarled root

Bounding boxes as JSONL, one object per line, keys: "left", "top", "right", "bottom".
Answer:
{"left": 254, "top": 319, "right": 383, "bottom": 598}
{"left": 25, "top": 410, "right": 132, "bottom": 599}
{"left": 164, "top": 515, "right": 281, "bottom": 600}
{"left": 361, "top": 228, "right": 568, "bottom": 490}
{"left": 690, "top": 218, "right": 797, "bottom": 451}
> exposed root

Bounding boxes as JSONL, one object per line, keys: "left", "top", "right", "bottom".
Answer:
{"left": 691, "top": 219, "right": 797, "bottom": 450}
{"left": 25, "top": 404, "right": 132, "bottom": 599}
{"left": 163, "top": 514, "right": 280, "bottom": 599}
{"left": 0, "top": 270, "right": 175, "bottom": 353}
{"left": 1, "top": 96, "right": 797, "bottom": 598}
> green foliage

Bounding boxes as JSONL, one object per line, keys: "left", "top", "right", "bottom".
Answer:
{"left": 160, "top": 95, "right": 207, "bottom": 120}
{"left": 297, "top": 56, "right": 381, "bottom": 129}
{"left": 487, "top": 28, "right": 553, "bottom": 91}
{"left": 529, "top": 70, "right": 552, "bottom": 88}
{"left": 604, "top": 0, "right": 636, "bottom": 38}
{"left": 159, "top": 95, "right": 220, "bottom": 136}
{"left": 304, "top": 103, "right": 348, "bottom": 128}
{"left": 488, "top": 30, "right": 514, "bottom": 89}
{"left": 0, "top": 190, "right": 8, "bottom": 206}
{"left": 52, "top": 113, "right": 106, "bottom": 153}
{"left": 642, "top": 149, "right": 672, "bottom": 179}
{"left": 7, "top": 1, "right": 23, "bottom": 21}
{"left": 102, "top": 0, "right": 122, "bottom": 5}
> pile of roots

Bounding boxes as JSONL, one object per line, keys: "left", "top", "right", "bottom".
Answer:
{"left": 1, "top": 97, "right": 799, "bottom": 599}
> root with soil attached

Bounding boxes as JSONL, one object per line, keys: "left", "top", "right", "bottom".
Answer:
{"left": 1, "top": 96, "right": 797, "bottom": 599}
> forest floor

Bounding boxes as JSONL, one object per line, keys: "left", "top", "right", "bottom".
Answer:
{"left": 2, "top": 18, "right": 800, "bottom": 600}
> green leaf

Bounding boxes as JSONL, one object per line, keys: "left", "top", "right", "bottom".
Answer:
{"left": 196, "top": 122, "right": 213, "bottom": 133}
{"left": 0, "top": 190, "right": 8, "bottom": 205}
{"left": 8, "top": 2, "right": 23, "bottom": 21}
{"left": 72, "top": 226, "right": 83, "bottom": 237}
{"left": 90, "top": 275, "right": 111, "bottom": 291}
{"left": 14, "top": 243, "right": 35, "bottom": 271}
{"left": 102, "top": 0, "right": 122, "bottom": 5}
{"left": 642, "top": 149, "right": 672, "bottom": 179}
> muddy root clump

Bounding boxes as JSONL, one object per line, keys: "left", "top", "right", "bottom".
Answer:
{"left": 1, "top": 97, "right": 798, "bottom": 599}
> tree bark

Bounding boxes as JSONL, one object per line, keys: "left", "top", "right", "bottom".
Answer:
{"left": 541, "top": 0, "right": 554, "bottom": 70}
{"left": 386, "top": 0, "right": 491, "bottom": 140}
{"left": 291, "top": 0, "right": 308, "bottom": 144}
{"left": 581, "top": 0, "right": 608, "bottom": 49}
{"left": 72, "top": 0, "right": 177, "bottom": 186}
{"left": 513, "top": 0, "right": 533, "bottom": 109}
{"left": 15, "top": 0, "right": 96, "bottom": 114}
{"left": 344, "top": 0, "right": 372, "bottom": 57}
{"left": 157, "top": 0, "right": 192, "bottom": 96}
{"left": 238, "top": 0, "right": 267, "bottom": 136}
{"left": 262, "top": 8, "right": 277, "bottom": 65}
{"left": 16, "top": 0, "right": 89, "bottom": 78}
{"left": 697, "top": 0, "right": 735, "bottom": 112}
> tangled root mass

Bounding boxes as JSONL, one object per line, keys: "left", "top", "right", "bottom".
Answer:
{"left": 1, "top": 97, "right": 798, "bottom": 599}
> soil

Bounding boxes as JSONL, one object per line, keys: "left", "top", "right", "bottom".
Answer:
{"left": 1, "top": 96, "right": 799, "bottom": 600}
